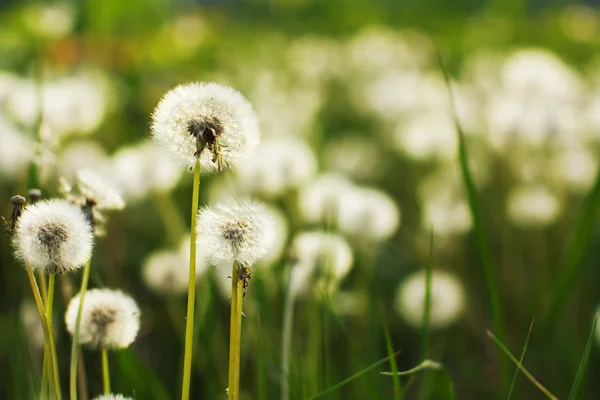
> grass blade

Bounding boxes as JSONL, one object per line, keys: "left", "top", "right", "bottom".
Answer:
{"left": 487, "top": 330, "right": 558, "bottom": 400}
{"left": 382, "top": 317, "right": 402, "bottom": 400}
{"left": 507, "top": 319, "right": 534, "bottom": 400}
{"left": 381, "top": 359, "right": 443, "bottom": 377}
{"left": 546, "top": 167, "right": 600, "bottom": 323}
{"left": 422, "top": 230, "right": 434, "bottom": 358}
{"left": 436, "top": 49, "right": 509, "bottom": 391}
{"left": 567, "top": 312, "right": 599, "bottom": 400}
{"left": 307, "top": 351, "right": 401, "bottom": 400}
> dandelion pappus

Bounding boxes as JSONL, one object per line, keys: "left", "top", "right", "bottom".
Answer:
{"left": 187, "top": 116, "right": 226, "bottom": 171}
{"left": 2, "top": 195, "right": 26, "bottom": 236}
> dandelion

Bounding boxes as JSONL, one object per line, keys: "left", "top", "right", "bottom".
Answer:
{"left": 92, "top": 395, "right": 134, "bottom": 400}
{"left": 14, "top": 199, "right": 93, "bottom": 274}
{"left": 151, "top": 82, "right": 260, "bottom": 173}
{"left": 196, "top": 198, "right": 274, "bottom": 400}
{"left": 337, "top": 186, "right": 400, "bottom": 241}
{"left": 506, "top": 184, "right": 562, "bottom": 228}
{"left": 0, "top": 115, "right": 33, "bottom": 178}
{"left": 196, "top": 198, "right": 275, "bottom": 266}
{"left": 66, "top": 289, "right": 140, "bottom": 394}
{"left": 298, "top": 173, "right": 354, "bottom": 225}
{"left": 395, "top": 270, "right": 465, "bottom": 329}
{"left": 236, "top": 137, "right": 317, "bottom": 198}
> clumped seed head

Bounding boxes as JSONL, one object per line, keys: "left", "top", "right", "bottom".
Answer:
{"left": 13, "top": 199, "right": 93, "bottom": 274}
{"left": 151, "top": 82, "right": 260, "bottom": 174}
{"left": 196, "top": 198, "right": 275, "bottom": 266}
{"left": 65, "top": 288, "right": 140, "bottom": 349}
{"left": 92, "top": 394, "right": 134, "bottom": 400}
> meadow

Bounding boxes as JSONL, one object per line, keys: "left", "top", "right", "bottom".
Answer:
{"left": 1, "top": 1, "right": 600, "bottom": 399}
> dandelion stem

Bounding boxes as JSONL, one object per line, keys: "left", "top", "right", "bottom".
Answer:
{"left": 25, "top": 267, "right": 60, "bottom": 400}
{"left": 45, "top": 273, "right": 62, "bottom": 399}
{"left": 70, "top": 259, "right": 92, "bottom": 400}
{"left": 41, "top": 347, "right": 49, "bottom": 400}
{"left": 228, "top": 261, "right": 244, "bottom": 400}
{"left": 39, "top": 271, "right": 48, "bottom": 302}
{"left": 281, "top": 290, "right": 297, "bottom": 400}
{"left": 181, "top": 160, "right": 201, "bottom": 400}
{"left": 101, "top": 348, "right": 111, "bottom": 394}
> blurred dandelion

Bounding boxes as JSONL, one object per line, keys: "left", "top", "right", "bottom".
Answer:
{"left": 298, "top": 173, "right": 354, "bottom": 226}
{"left": 92, "top": 395, "right": 134, "bottom": 400}
{"left": 506, "top": 184, "right": 562, "bottom": 228}
{"left": 395, "top": 270, "right": 465, "bottom": 329}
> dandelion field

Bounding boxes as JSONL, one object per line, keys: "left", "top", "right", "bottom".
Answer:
{"left": 2, "top": 1, "right": 600, "bottom": 399}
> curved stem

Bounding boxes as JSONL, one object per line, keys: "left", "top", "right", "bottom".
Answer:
{"left": 25, "top": 268, "right": 59, "bottom": 400}
{"left": 228, "top": 261, "right": 244, "bottom": 400}
{"left": 45, "top": 273, "right": 61, "bottom": 399}
{"left": 70, "top": 259, "right": 92, "bottom": 400}
{"left": 281, "top": 291, "right": 296, "bottom": 400}
{"left": 101, "top": 348, "right": 110, "bottom": 394}
{"left": 181, "top": 160, "right": 201, "bottom": 400}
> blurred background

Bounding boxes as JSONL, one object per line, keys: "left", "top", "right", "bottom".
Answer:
{"left": 2, "top": 0, "right": 600, "bottom": 399}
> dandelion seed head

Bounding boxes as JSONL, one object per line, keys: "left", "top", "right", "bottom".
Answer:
{"left": 151, "top": 82, "right": 260, "bottom": 173}
{"left": 289, "top": 231, "right": 353, "bottom": 296}
{"left": 507, "top": 184, "right": 562, "bottom": 228}
{"left": 0, "top": 115, "right": 33, "bottom": 178}
{"left": 395, "top": 270, "right": 465, "bottom": 329}
{"left": 66, "top": 289, "right": 140, "bottom": 349}
{"left": 337, "top": 186, "right": 400, "bottom": 241}
{"left": 196, "top": 198, "right": 275, "bottom": 265}
{"left": 92, "top": 394, "right": 134, "bottom": 400}
{"left": 143, "top": 250, "right": 189, "bottom": 296}
{"left": 76, "top": 168, "right": 125, "bottom": 211}
{"left": 14, "top": 199, "right": 93, "bottom": 274}
{"left": 56, "top": 140, "right": 109, "bottom": 181}
{"left": 237, "top": 137, "right": 317, "bottom": 198}
{"left": 298, "top": 173, "right": 354, "bottom": 225}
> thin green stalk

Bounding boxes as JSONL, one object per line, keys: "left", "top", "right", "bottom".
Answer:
{"left": 567, "top": 313, "right": 599, "bottom": 400}
{"left": 41, "top": 347, "right": 49, "bottom": 400}
{"left": 281, "top": 291, "right": 296, "bottom": 400}
{"left": 382, "top": 319, "right": 401, "bottom": 400}
{"left": 228, "top": 261, "right": 244, "bottom": 400}
{"left": 487, "top": 330, "right": 558, "bottom": 400}
{"left": 25, "top": 267, "right": 59, "bottom": 400}
{"left": 39, "top": 271, "right": 48, "bottom": 303}
{"left": 70, "top": 259, "right": 92, "bottom": 400}
{"left": 45, "top": 273, "right": 61, "bottom": 399}
{"left": 181, "top": 160, "right": 201, "bottom": 400}
{"left": 437, "top": 50, "right": 509, "bottom": 391}
{"left": 422, "top": 230, "right": 434, "bottom": 358}
{"left": 507, "top": 320, "right": 534, "bottom": 400}
{"left": 101, "top": 348, "right": 111, "bottom": 394}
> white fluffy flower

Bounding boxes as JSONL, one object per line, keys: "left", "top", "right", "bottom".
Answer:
{"left": 143, "top": 250, "right": 190, "bottom": 296}
{"left": 151, "top": 82, "right": 260, "bottom": 173}
{"left": 14, "top": 199, "right": 93, "bottom": 274}
{"left": 76, "top": 168, "right": 125, "bottom": 211}
{"left": 288, "top": 231, "right": 354, "bottom": 297}
{"left": 56, "top": 140, "right": 109, "bottom": 181}
{"left": 93, "top": 395, "right": 134, "bottom": 400}
{"left": 298, "top": 173, "right": 354, "bottom": 225}
{"left": 395, "top": 270, "right": 465, "bottom": 329}
{"left": 196, "top": 198, "right": 275, "bottom": 266}
{"left": 65, "top": 289, "right": 140, "bottom": 349}
{"left": 0, "top": 115, "right": 34, "bottom": 178}
{"left": 506, "top": 185, "right": 562, "bottom": 228}
{"left": 236, "top": 137, "right": 317, "bottom": 198}
{"left": 337, "top": 186, "right": 400, "bottom": 241}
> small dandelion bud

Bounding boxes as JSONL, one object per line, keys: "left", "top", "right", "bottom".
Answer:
{"left": 65, "top": 289, "right": 140, "bottom": 349}
{"left": 151, "top": 82, "right": 260, "bottom": 173}
{"left": 3, "top": 194, "right": 26, "bottom": 236}
{"left": 13, "top": 199, "right": 93, "bottom": 274}
{"left": 237, "top": 137, "right": 317, "bottom": 198}
{"left": 289, "top": 231, "right": 354, "bottom": 297}
{"left": 196, "top": 198, "right": 275, "bottom": 266}
{"left": 92, "top": 394, "right": 134, "bottom": 400}
{"left": 337, "top": 186, "right": 400, "bottom": 241}
{"left": 395, "top": 270, "right": 465, "bottom": 330}
{"left": 28, "top": 189, "right": 42, "bottom": 204}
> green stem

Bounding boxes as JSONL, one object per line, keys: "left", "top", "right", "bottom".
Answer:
{"left": 101, "top": 348, "right": 111, "bottom": 394}
{"left": 281, "top": 291, "right": 296, "bottom": 400}
{"left": 41, "top": 347, "right": 49, "bottom": 400}
{"left": 181, "top": 160, "right": 201, "bottom": 400}
{"left": 228, "top": 261, "right": 244, "bottom": 400}
{"left": 70, "top": 259, "right": 92, "bottom": 400}
{"left": 46, "top": 273, "right": 61, "bottom": 400}
{"left": 25, "top": 268, "right": 59, "bottom": 400}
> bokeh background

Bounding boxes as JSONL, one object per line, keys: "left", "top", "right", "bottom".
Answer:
{"left": 2, "top": 0, "right": 600, "bottom": 399}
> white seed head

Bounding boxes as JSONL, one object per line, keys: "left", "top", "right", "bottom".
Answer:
{"left": 395, "top": 270, "right": 466, "bottom": 330}
{"left": 142, "top": 250, "right": 190, "bottom": 296}
{"left": 236, "top": 137, "right": 317, "bottom": 198}
{"left": 76, "top": 168, "right": 125, "bottom": 211}
{"left": 151, "top": 82, "right": 260, "bottom": 173}
{"left": 337, "top": 186, "right": 400, "bottom": 241}
{"left": 196, "top": 198, "right": 275, "bottom": 265}
{"left": 14, "top": 199, "right": 93, "bottom": 274}
{"left": 92, "top": 394, "right": 134, "bottom": 400}
{"left": 506, "top": 184, "right": 562, "bottom": 228}
{"left": 289, "top": 231, "right": 354, "bottom": 297}
{"left": 56, "top": 140, "right": 109, "bottom": 181}
{"left": 66, "top": 289, "right": 140, "bottom": 349}
{"left": 298, "top": 173, "right": 354, "bottom": 225}
{"left": 0, "top": 115, "right": 34, "bottom": 178}
{"left": 260, "top": 206, "right": 288, "bottom": 266}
